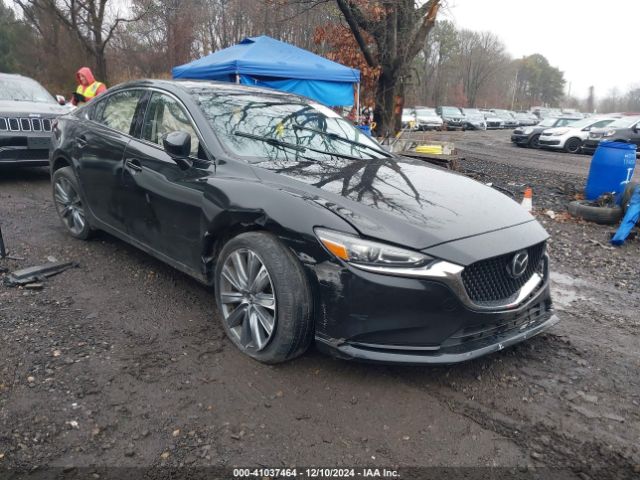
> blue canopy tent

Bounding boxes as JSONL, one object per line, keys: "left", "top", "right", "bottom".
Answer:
{"left": 172, "top": 35, "right": 361, "bottom": 108}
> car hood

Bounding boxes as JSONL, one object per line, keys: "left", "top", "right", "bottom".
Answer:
{"left": 0, "top": 100, "right": 70, "bottom": 116}
{"left": 251, "top": 155, "right": 537, "bottom": 250}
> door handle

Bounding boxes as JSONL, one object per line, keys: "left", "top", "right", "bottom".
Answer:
{"left": 125, "top": 158, "right": 143, "bottom": 172}
{"left": 76, "top": 135, "right": 88, "bottom": 148}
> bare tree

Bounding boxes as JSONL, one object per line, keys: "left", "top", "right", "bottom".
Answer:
{"left": 456, "top": 30, "right": 507, "bottom": 107}
{"left": 334, "top": 0, "right": 441, "bottom": 135}
{"left": 15, "top": 0, "right": 147, "bottom": 82}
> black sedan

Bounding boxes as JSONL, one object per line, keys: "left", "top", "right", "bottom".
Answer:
{"left": 49, "top": 80, "right": 557, "bottom": 364}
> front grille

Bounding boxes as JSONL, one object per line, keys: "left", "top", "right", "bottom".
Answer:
{"left": 0, "top": 116, "right": 53, "bottom": 132}
{"left": 462, "top": 242, "right": 546, "bottom": 303}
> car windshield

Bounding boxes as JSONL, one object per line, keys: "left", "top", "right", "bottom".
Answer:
{"left": 539, "top": 117, "right": 561, "bottom": 127}
{"left": 567, "top": 118, "right": 604, "bottom": 129}
{"left": 0, "top": 76, "right": 56, "bottom": 103}
{"left": 191, "top": 89, "right": 385, "bottom": 161}
{"left": 493, "top": 110, "right": 512, "bottom": 118}
{"left": 442, "top": 107, "right": 462, "bottom": 115}
{"left": 416, "top": 108, "right": 437, "bottom": 116}
{"left": 607, "top": 117, "right": 640, "bottom": 129}
{"left": 402, "top": 108, "right": 414, "bottom": 116}
{"left": 463, "top": 109, "right": 483, "bottom": 118}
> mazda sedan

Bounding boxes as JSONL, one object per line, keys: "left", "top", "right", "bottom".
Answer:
{"left": 49, "top": 80, "right": 557, "bottom": 364}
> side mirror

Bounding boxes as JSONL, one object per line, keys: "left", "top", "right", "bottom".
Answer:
{"left": 582, "top": 126, "right": 591, "bottom": 132}
{"left": 56, "top": 95, "right": 66, "bottom": 106}
{"left": 162, "top": 131, "right": 193, "bottom": 170}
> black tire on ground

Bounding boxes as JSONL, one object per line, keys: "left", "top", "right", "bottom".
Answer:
{"left": 621, "top": 181, "right": 640, "bottom": 213}
{"left": 52, "top": 166, "right": 93, "bottom": 240}
{"left": 214, "top": 231, "right": 313, "bottom": 364}
{"left": 564, "top": 137, "right": 582, "bottom": 154}
{"left": 529, "top": 134, "right": 541, "bottom": 149}
{"left": 567, "top": 200, "right": 623, "bottom": 225}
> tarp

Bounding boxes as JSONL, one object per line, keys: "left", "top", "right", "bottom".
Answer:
{"left": 172, "top": 35, "right": 360, "bottom": 106}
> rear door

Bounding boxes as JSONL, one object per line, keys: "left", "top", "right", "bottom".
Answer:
{"left": 121, "top": 90, "right": 212, "bottom": 272}
{"left": 75, "top": 89, "right": 145, "bottom": 232}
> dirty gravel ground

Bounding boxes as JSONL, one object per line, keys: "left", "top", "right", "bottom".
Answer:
{"left": 1, "top": 130, "right": 639, "bottom": 479}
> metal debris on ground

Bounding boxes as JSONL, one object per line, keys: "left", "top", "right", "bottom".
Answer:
{"left": 4, "top": 261, "right": 78, "bottom": 287}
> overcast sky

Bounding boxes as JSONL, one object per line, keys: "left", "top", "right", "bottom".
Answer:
{"left": 443, "top": 0, "right": 639, "bottom": 99}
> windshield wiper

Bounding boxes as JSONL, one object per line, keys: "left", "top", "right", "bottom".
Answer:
{"left": 293, "top": 125, "right": 391, "bottom": 158}
{"left": 234, "top": 131, "right": 307, "bottom": 153}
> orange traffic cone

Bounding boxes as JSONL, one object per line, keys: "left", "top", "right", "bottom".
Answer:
{"left": 521, "top": 187, "right": 533, "bottom": 212}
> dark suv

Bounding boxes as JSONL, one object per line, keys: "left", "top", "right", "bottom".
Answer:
{"left": 0, "top": 73, "right": 70, "bottom": 167}
{"left": 511, "top": 116, "right": 580, "bottom": 148}
{"left": 581, "top": 115, "right": 640, "bottom": 155}
{"left": 436, "top": 106, "right": 465, "bottom": 130}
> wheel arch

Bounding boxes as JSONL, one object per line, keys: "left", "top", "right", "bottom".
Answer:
{"left": 51, "top": 153, "right": 72, "bottom": 173}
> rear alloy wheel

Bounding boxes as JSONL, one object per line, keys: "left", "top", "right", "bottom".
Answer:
{"left": 564, "top": 137, "right": 582, "bottom": 154}
{"left": 215, "top": 232, "right": 313, "bottom": 363}
{"left": 52, "top": 166, "right": 92, "bottom": 240}
{"left": 528, "top": 134, "right": 541, "bottom": 149}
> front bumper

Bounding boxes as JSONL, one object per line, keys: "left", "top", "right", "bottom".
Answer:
{"left": 511, "top": 133, "right": 532, "bottom": 145}
{"left": 311, "top": 253, "right": 555, "bottom": 365}
{"left": 317, "top": 312, "right": 558, "bottom": 365}
{"left": 581, "top": 139, "right": 600, "bottom": 154}
{"left": 538, "top": 138, "right": 562, "bottom": 148}
{"left": 0, "top": 133, "right": 51, "bottom": 166}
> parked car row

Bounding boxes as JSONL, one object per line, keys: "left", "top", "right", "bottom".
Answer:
{"left": 511, "top": 113, "right": 640, "bottom": 155}
{"left": 402, "top": 106, "right": 540, "bottom": 132}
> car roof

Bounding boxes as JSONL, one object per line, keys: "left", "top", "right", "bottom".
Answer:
{"left": 0, "top": 72, "right": 34, "bottom": 80}
{"left": 110, "top": 78, "right": 303, "bottom": 102}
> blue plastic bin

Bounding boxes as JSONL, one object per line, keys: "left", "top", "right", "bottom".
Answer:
{"left": 585, "top": 141, "right": 636, "bottom": 201}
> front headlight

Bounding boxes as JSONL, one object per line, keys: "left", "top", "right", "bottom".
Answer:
{"left": 523, "top": 127, "right": 534, "bottom": 134}
{"left": 603, "top": 129, "right": 616, "bottom": 137}
{"left": 315, "top": 228, "right": 431, "bottom": 268}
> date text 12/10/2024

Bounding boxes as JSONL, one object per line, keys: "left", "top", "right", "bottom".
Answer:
{"left": 232, "top": 468, "right": 400, "bottom": 478}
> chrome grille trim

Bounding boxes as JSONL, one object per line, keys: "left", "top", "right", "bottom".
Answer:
{"left": 0, "top": 116, "right": 55, "bottom": 132}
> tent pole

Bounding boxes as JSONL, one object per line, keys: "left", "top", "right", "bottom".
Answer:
{"left": 356, "top": 82, "right": 360, "bottom": 125}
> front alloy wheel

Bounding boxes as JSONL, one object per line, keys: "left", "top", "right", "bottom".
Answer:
{"left": 214, "top": 232, "right": 313, "bottom": 363}
{"left": 219, "top": 248, "right": 276, "bottom": 351}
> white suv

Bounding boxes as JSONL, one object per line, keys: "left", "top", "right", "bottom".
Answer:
{"left": 538, "top": 117, "right": 617, "bottom": 153}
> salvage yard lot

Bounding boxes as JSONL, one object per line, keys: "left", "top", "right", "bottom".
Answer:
{"left": 1, "top": 130, "right": 639, "bottom": 477}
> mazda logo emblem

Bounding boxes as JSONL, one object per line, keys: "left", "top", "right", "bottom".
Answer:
{"left": 507, "top": 250, "right": 529, "bottom": 279}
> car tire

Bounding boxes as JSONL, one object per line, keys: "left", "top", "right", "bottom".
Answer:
{"left": 528, "top": 134, "right": 541, "bottom": 149}
{"left": 568, "top": 200, "right": 622, "bottom": 225}
{"left": 52, "top": 166, "right": 93, "bottom": 240}
{"left": 564, "top": 137, "right": 582, "bottom": 154}
{"left": 621, "top": 182, "right": 640, "bottom": 213}
{"left": 214, "top": 231, "right": 313, "bottom": 364}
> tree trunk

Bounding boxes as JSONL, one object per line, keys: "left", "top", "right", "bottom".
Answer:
{"left": 373, "top": 71, "right": 398, "bottom": 138}
{"left": 95, "top": 50, "right": 108, "bottom": 84}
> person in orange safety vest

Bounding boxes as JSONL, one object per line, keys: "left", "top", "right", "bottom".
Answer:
{"left": 71, "top": 67, "right": 106, "bottom": 106}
